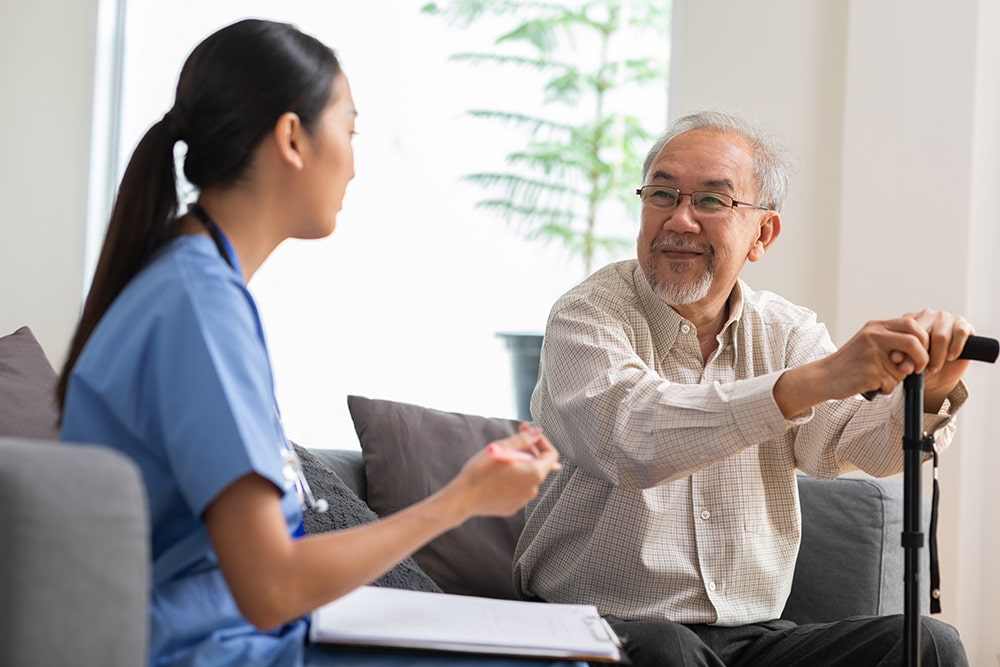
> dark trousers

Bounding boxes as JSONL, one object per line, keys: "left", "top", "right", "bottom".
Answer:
{"left": 306, "top": 645, "right": 586, "bottom": 666}
{"left": 600, "top": 614, "right": 968, "bottom": 667}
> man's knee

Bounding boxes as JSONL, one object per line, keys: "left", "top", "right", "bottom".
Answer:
{"left": 920, "top": 617, "right": 968, "bottom": 667}
{"left": 603, "top": 617, "right": 724, "bottom": 667}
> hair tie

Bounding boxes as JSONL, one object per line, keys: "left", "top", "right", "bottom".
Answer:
{"left": 162, "top": 109, "right": 186, "bottom": 139}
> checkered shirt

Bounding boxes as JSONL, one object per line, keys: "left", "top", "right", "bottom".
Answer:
{"left": 513, "top": 260, "right": 965, "bottom": 625}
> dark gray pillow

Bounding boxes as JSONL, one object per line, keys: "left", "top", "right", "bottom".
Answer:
{"left": 347, "top": 395, "right": 524, "bottom": 599}
{"left": 291, "top": 442, "right": 441, "bottom": 594}
{"left": 0, "top": 327, "right": 59, "bottom": 439}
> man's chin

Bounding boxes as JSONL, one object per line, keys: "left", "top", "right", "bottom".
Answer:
{"left": 651, "top": 277, "right": 712, "bottom": 306}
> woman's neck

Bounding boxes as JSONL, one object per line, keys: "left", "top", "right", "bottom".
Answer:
{"left": 183, "top": 191, "right": 284, "bottom": 284}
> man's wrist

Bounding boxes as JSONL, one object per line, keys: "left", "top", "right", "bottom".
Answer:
{"left": 773, "top": 365, "right": 822, "bottom": 420}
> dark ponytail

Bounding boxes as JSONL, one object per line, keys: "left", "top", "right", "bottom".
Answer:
{"left": 58, "top": 19, "right": 340, "bottom": 411}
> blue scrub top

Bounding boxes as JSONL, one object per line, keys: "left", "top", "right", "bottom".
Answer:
{"left": 61, "top": 235, "right": 307, "bottom": 667}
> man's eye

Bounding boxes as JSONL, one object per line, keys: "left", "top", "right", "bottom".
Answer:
{"left": 696, "top": 194, "right": 728, "bottom": 209}
{"left": 652, "top": 189, "right": 677, "bottom": 201}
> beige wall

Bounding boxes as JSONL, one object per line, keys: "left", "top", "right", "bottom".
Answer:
{"left": 0, "top": 0, "right": 101, "bottom": 368}
{"left": 670, "top": 0, "right": 848, "bottom": 327}
{"left": 672, "top": 1, "right": 1000, "bottom": 664}
{"left": 3, "top": 0, "right": 998, "bottom": 662}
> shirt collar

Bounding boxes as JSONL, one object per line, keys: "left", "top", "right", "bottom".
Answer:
{"left": 633, "top": 262, "right": 682, "bottom": 354}
{"left": 633, "top": 262, "right": 747, "bottom": 357}
{"left": 722, "top": 281, "right": 746, "bottom": 360}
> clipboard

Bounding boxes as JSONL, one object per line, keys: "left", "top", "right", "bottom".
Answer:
{"left": 309, "top": 586, "right": 622, "bottom": 663}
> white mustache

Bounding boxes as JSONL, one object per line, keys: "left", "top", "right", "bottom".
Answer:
{"left": 650, "top": 234, "right": 712, "bottom": 256}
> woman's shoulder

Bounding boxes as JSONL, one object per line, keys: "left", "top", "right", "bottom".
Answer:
{"left": 83, "top": 237, "right": 259, "bottom": 366}
{"left": 127, "top": 235, "right": 254, "bottom": 320}
{"left": 150, "top": 235, "right": 243, "bottom": 290}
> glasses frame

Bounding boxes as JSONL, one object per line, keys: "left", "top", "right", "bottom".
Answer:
{"left": 635, "top": 185, "right": 771, "bottom": 213}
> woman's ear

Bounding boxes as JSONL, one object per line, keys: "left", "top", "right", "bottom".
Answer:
{"left": 748, "top": 211, "right": 781, "bottom": 262}
{"left": 272, "top": 112, "right": 305, "bottom": 170}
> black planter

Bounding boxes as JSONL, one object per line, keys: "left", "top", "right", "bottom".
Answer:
{"left": 496, "top": 332, "right": 544, "bottom": 422}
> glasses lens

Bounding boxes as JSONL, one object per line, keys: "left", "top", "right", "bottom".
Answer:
{"left": 641, "top": 186, "right": 681, "bottom": 209}
{"left": 691, "top": 192, "right": 734, "bottom": 214}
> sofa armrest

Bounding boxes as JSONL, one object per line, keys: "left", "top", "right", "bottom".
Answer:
{"left": 784, "top": 474, "right": 930, "bottom": 624}
{"left": 0, "top": 437, "right": 149, "bottom": 666}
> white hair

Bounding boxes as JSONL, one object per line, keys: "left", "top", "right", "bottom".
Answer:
{"left": 641, "top": 111, "right": 793, "bottom": 212}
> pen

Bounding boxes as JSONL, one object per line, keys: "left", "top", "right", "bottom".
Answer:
{"left": 487, "top": 443, "right": 536, "bottom": 462}
{"left": 599, "top": 616, "right": 623, "bottom": 648}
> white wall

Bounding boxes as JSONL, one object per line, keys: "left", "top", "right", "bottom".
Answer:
{"left": 670, "top": 0, "right": 848, "bottom": 328}
{"left": 0, "top": 0, "right": 101, "bottom": 367}
{"left": 672, "top": 1, "right": 999, "bottom": 663}
{"left": 838, "top": 3, "right": 998, "bottom": 661}
{"left": 965, "top": 0, "right": 1000, "bottom": 651}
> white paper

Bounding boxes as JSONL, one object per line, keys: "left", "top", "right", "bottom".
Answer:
{"left": 310, "top": 586, "right": 621, "bottom": 662}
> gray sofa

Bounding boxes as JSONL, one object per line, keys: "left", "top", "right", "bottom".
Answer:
{"left": 310, "top": 446, "right": 929, "bottom": 624}
{"left": 0, "top": 326, "right": 928, "bottom": 666}
{"left": 0, "top": 437, "right": 149, "bottom": 667}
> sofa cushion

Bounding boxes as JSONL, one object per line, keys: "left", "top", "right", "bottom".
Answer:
{"left": 782, "top": 474, "right": 927, "bottom": 624}
{"left": 310, "top": 448, "right": 367, "bottom": 499}
{"left": 347, "top": 395, "right": 524, "bottom": 599}
{"left": 292, "top": 442, "right": 441, "bottom": 594}
{"left": 0, "top": 327, "right": 60, "bottom": 439}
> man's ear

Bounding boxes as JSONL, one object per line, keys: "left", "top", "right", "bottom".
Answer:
{"left": 272, "top": 111, "right": 305, "bottom": 170}
{"left": 748, "top": 211, "right": 781, "bottom": 262}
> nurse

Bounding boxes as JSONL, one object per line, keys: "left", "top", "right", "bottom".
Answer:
{"left": 58, "top": 18, "right": 567, "bottom": 667}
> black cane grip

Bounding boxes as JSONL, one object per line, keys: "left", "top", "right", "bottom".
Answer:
{"left": 860, "top": 335, "right": 998, "bottom": 400}
{"left": 957, "top": 335, "right": 999, "bottom": 363}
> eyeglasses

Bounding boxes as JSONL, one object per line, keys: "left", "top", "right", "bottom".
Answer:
{"left": 635, "top": 185, "right": 771, "bottom": 215}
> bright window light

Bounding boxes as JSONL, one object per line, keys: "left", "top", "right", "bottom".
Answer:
{"left": 110, "top": 1, "right": 670, "bottom": 449}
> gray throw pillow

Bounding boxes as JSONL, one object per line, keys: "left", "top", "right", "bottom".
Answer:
{"left": 347, "top": 395, "right": 524, "bottom": 599}
{"left": 0, "top": 327, "right": 59, "bottom": 439}
{"left": 291, "top": 441, "right": 441, "bottom": 594}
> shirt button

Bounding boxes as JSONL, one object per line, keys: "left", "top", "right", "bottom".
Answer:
{"left": 700, "top": 509, "right": 711, "bottom": 521}
{"left": 680, "top": 324, "right": 691, "bottom": 334}
{"left": 708, "top": 581, "right": 717, "bottom": 592}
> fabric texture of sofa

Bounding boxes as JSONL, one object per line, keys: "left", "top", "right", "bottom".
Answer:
{"left": 0, "top": 325, "right": 929, "bottom": 665}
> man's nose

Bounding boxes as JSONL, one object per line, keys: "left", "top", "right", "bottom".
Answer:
{"left": 662, "top": 195, "right": 701, "bottom": 232}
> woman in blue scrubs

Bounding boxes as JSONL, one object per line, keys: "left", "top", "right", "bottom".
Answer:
{"left": 57, "top": 19, "right": 574, "bottom": 667}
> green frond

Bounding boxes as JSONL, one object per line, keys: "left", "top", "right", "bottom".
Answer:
{"left": 463, "top": 172, "right": 583, "bottom": 210}
{"left": 427, "top": 0, "right": 669, "bottom": 275}
{"left": 449, "top": 52, "right": 570, "bottom": 75}
{"left": 465, "top": 110, "right": 574, "bottom": 136}
{"left": 543, "top": 70, "right": 585, "bottom": 104}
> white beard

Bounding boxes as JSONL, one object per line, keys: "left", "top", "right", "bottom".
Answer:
{"left": 648, "top": 263, "right": 713, "bottom": 305}
{"left": 645, "top": 234, "right": 715, "bottom": 306}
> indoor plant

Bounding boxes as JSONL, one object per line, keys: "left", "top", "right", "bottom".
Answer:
{"left": 423, "top": 0, "right": 669, "bottom": 418}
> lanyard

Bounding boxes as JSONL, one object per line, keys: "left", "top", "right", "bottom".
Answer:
{"left": 188, "top": 203, "right": 242, "bottom": 277}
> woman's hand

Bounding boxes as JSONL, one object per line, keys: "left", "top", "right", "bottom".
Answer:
{"left": 205, "top": 424, "right": 562, "bottom": 630}
{"left": 442, "top": 423, "right": 562, "bottom": 519}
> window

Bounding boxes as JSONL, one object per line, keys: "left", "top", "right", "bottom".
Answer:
{"left": 109, "top": 0, "right": 670, "bottom": 449}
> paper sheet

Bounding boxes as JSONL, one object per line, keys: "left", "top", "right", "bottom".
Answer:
{"left": 310, "top": 586, "right": 621, "bottom": 662}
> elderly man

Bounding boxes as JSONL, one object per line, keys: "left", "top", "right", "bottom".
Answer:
{"left": 513, "top": 111, "right": 971, "bottom": 666}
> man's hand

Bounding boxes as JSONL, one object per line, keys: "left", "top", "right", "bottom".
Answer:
{"left": 904, "top": 309, "right": 973, "bottom": 411}
{"left": 773, "top": 310, "right": 972, "bottom": 418}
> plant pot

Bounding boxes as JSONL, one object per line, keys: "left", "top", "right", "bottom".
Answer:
{"left": 496, "top": 332, "right": 543, "bottom": 422}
